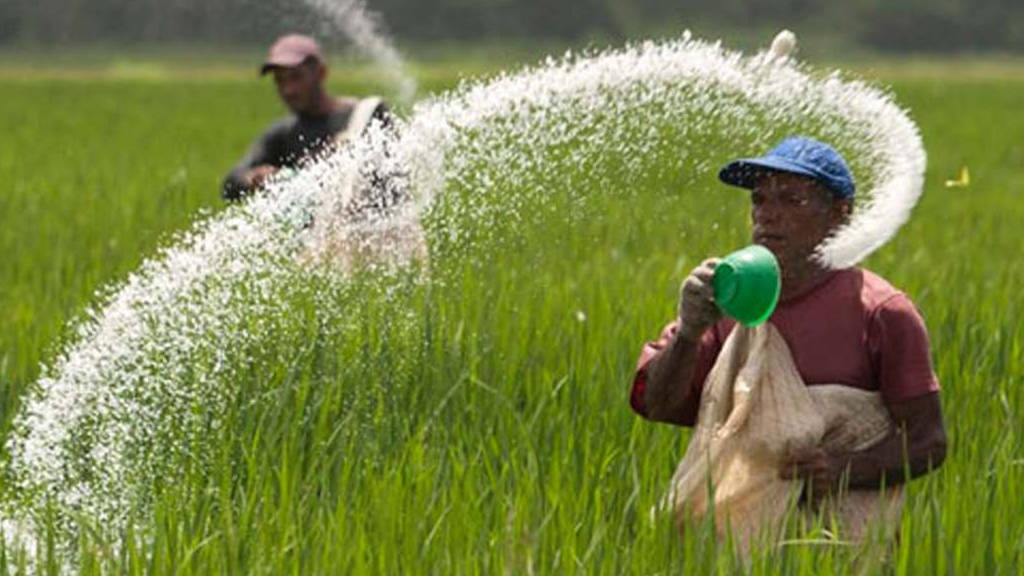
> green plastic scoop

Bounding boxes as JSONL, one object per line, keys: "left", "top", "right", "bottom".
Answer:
{"left": 713, "top": 244, "right": 781, "bottom": 326}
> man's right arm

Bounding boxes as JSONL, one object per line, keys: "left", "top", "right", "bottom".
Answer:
{"left": 631, "top": 259, "right": 722, "bottom": 424}
{"left": 643, "top": 330, "right": 706, "bottom": 423}
{"left": 222, "top": 123, "right": 284, "bottom": 201}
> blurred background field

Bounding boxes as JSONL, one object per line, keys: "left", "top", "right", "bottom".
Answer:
{"left": 2, "top": 49, "right": 1022, "bottom": 389}
{"left": 1, "top": 19, "right": 1023, "bottom": 576}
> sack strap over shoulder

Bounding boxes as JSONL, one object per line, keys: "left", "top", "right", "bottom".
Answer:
{"left": 335, "top": 96, "right": 384, "bottom": 146}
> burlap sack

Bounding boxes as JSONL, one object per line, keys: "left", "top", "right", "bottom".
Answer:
{"left": 667, "top": 323, "right": 903, "bottom": 548}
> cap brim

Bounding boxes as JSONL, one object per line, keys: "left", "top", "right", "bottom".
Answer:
{"left": 259, "top": 54, "right": 314, "bottom": 75}
{"left": 718, "top": 157, "right": 820, "bottom": 190}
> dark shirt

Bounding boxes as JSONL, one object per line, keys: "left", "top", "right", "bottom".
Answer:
{"left": 222, "top": 100, "right": 388, "bottom": 200}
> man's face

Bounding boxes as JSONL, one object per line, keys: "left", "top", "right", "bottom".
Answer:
{"left": 750, "top": 171, "right": 848, "bottom": 274}
{"left": 272, "top": 62, "right": 323, "bottom": 115}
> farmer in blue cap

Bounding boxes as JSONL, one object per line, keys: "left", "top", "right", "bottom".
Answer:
{"left": 630, "top": 136, "right": 946, "bottom": 508}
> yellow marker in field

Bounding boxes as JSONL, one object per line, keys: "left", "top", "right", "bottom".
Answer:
{"left": 945, "top": 166, "right": 970, "bottom": 188}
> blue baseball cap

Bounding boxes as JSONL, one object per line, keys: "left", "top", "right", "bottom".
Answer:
{"left": 718, "top": 136, "right": 855, "bottom": 199}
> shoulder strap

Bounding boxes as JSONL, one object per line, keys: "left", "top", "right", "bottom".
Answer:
{"left": 334, "top": 96, "right": 384, "bottom": 146}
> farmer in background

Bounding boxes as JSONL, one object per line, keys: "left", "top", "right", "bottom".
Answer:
{"left": 630, "top": 137, "right": 946, "bottom": 516}
{"left": 222, "top": 33, "right": 391, "bottom": 200}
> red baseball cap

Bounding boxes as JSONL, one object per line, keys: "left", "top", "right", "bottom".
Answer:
{"left": 260, "top": 34, "right": 324, "bottom": 75}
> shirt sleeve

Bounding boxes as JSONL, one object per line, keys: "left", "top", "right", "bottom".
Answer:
{"left": 221, "top": 121, "right": 286, "bottom": 201}
{"left": 868, "top": 294, "right": 941, "bottom": 404}
{"left": 629, "top": 321, "right": 723, "bottom": 426}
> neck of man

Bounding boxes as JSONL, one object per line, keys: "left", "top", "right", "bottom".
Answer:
{"left": 779, "top": 258, "right": 833, "bottom": 302}
{"left": 302, "top": 90, "right": 338, "bottom": 118}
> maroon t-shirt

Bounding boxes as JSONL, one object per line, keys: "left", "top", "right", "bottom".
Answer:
{"left": 630, "top": 267, "right": 940, "bottom": 426}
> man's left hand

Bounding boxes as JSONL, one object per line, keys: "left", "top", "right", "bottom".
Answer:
{"left": 778, "top": 393, "right": 946, "bottom": 501}
{"left": 780, "top": 448, "right": 843, "bottom": 503}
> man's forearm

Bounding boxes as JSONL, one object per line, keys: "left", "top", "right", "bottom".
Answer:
{"left": 644, "top": 333, "right": 701, "bottom": 422}
{"left": 832, "top": 423, "right": 947, "bottom": 489}
{"left": 222, "top": 169, "right": 252, "bottom": 200}
{"left": 224, "top": 128, "right": 279, "bottom": 201}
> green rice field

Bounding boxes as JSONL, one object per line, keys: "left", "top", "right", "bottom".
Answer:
{"left": 0, "top": 53, "right": 1022, "bottom": 573}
